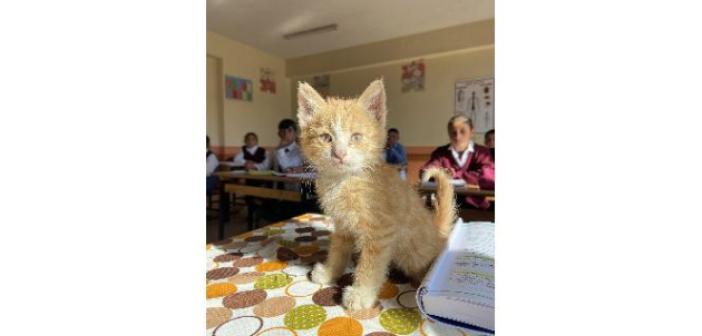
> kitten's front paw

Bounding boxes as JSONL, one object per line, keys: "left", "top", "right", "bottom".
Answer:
{"left": 342, "top": 286, "right": 377, "bottom": 310}
{"left": 310, "top": 263, "right": 333, "bottom": 285}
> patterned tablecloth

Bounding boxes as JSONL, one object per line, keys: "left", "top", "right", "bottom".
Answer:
{"left": 206, "top": 213, "right": 469, "bottom": 336}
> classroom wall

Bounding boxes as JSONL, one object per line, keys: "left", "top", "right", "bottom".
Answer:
{"left": 290, "top": 48, "right": 494, "bottom": 146}
{"left": 207, "top": 20, "right": 493, "bottom": 181}
{"left": 286, "top": 20, "right": 494, "bottom": 181}
{"left": 286, "top": 20, "right": 494, "bottom": 79}
{"left": 207, "top": 31, "right": 292, "bottom": 157}
{"left": 206, "top": 56, "right": 223, "bottom": 146}
{"left": 287, "top": 20, "right": 494, "bottom": 146}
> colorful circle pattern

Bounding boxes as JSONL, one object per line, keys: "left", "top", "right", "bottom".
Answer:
{"left": 206, "top": 215, "right": 436, "bottom": 336}
{"left": 317, "top": 317, "right": 363, "bottom": 336}
{"left": 283, "top": 304, "right": 327, "bottom": 330}
{"left": 222, "top": 289, "right": 267, "bottom": 309}
{"left": 206, "top": 307, "right": 232, "bottom": 329}
{"left": 207, "top": 267, "right": 239, "bottom": 280}
{"left": 256, "top": 260, "right": 288, "bottom": 272}
{"left": 254, "top": 273, "right": 293, "bottom": 289}
{"left": 206, "top": 282, "right": 237, "bottom": 298}
{"left": 228, "top": 271, "right": 264, "bottom": 284}
{"left": 253, "top": 296, "right": 296, "bottom": 317}
{"left": 379, "top": 308, "right": 421, "bottom": 335}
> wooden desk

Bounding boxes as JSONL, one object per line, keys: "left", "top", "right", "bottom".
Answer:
{"left": 417, "top": 184, "right": 495, "bottom": 199}
{"left": 216, "top": 171, "right": 316, "bottom": 239}
{"left": 223, "top": 184, "right": 301, "bottom": 202}
{"left": 418, "top": 184, "right": 495, "bottom": 221}
{"left": 215, "top": 171, "right": 313, "bottom": 184}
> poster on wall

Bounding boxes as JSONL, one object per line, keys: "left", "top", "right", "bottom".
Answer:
{"left": 455, "top": 77, "right": 494, "bottom": 133}
{"left": 259, "top": 68, "right": 276, "bottom": 94}
{"left": 401, "top": 59, "right": 425, "bottom": 92}
{"left": 312, "top": 74, "right": 330, "bottom": 98}
{"left": 224, "top": 75, "right": 253, "bottom": 101}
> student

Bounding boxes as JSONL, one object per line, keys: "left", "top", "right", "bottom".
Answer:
{"left": 385, "top": 128, "right": 408, "bottom": 165}
{"left": 264, "top": 119, "right": 314, "bottom": 221}
{"left": 273, "top": 119, "right": 305, "bottom": 173}
{"left": 232, "top": 132, "right": 270, "bottom": 170}
{"left": 206, "top": 135, "right": 219, "bottom": 194}
{"left": 484, "top": 129, "right": 495, "bottom": 161}
{"left": 228, "top": 132, "right": 270, "bottom": 229}
{"left": 421, "top": 115, "right": 495, "bottom": 209}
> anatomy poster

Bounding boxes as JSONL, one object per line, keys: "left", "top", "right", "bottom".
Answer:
{"left": 455, "top": 77, "right": 494, "bottom": 133}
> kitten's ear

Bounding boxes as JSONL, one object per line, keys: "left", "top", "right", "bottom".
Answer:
{"left": 358, "top": 79, "right": 387, "bottom": 127}
{"left": 297, "top": 82, "right": 326, "bottom": 129}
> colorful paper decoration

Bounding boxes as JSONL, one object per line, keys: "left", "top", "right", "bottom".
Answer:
{"left": 259, "top": 68, "right": 276, "bottom": 94}
{"left": 225, "top": 75, "right": 253, "bottom": 101}
{"left": 401, "top": 60, "right": 425, "bottom": 92}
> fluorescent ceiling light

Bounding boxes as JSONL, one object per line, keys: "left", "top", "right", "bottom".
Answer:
{"left": 283, "top": 24, "right": 338, "bottom": 40}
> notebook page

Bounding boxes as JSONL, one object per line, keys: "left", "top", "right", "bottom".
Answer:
{"left": 427, "top": 222, "right": 494, "bottom": 308}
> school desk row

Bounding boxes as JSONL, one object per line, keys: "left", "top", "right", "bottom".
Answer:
{"left": 214, "top": 171, "right": 495, "bottom": 240}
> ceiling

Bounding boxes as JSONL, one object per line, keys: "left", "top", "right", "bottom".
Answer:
{"left": 207, "top": 0, "right": 494, "bottom": 58}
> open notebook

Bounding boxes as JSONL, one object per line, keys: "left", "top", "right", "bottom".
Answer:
{"left": 417, "top": 219, "right": 495, "bottom": 335}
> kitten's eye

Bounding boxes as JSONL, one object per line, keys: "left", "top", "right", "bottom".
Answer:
{"left": 351, "top": 133, "right": 363, "bottom": 142}
{"left": 320, "top": 133, "right": 333, "bottom": 143}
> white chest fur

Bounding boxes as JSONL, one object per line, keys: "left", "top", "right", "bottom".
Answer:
{"left": 315, "top": 175, "right": 367, "bottom": 229}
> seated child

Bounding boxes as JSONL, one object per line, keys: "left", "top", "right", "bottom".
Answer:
{"left": 421, "top": 115, "right": 495, "bottom": 209}
{"left": 484, "top": 129, "right": 495, "bottom": 161}
{"left": 232, "top": 132, "right": 270, "bottom": 170}
{"left": 266, "top": 119, "right": 317, "bottom": 220}
{"left": 273, "top": 119, "right": 305, "bottom": 174}
{"left": 206, "top": 135, "right": 219, "bottom": 195}
{"left": 385, "top": 128, "right": 408, "bottom": 166}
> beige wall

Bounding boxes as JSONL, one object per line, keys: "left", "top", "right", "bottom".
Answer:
{"left": 287, "top": 20, "right": 494, "bottom": 146}
{"left": 286, "top": 20, "right": 494, "bottom": 78}
{"left": 207, "top": 31, "right": 292, "bottom": 148}
{"left": 206, "top": 56, "right": 223, "bottom": 145}
{"left": 291, "top": 47, "right": 494, "bottom": 146}
{"left": 207, "top": 19, "right": 493, "bottom": 149}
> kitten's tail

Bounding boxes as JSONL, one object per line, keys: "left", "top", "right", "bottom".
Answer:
{"left": 421, "top": 167, "right": 457, "bottom": 238}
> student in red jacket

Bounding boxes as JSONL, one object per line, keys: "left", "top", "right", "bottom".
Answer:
{"left": 421, "top": 115, "right": 495, "bottom": 209}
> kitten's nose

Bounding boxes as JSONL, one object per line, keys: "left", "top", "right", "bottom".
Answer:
{"left": 333, "top": 148, "right": 347, "bottom": 161}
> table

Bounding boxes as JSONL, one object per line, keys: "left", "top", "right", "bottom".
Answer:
{"left": 206, "top": 213, "right": 467, "bottom": 336}
{"left": 218, "top": 171, "right": 309, "bottom": 203}
{"left": 215, "top": 172, "right": 317, "bottom": 238}
{"left": 417, "top": 184, "right": 495, "bottom": 199}
{"left": 418, "top": 185, "right": 495, "bottom": 222}
{"left": 216, "top": 171, "right": 314, "bottom": 184}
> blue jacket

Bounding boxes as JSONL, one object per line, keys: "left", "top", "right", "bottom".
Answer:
{"left": 385, "top": 143, "right": 407, "bottom": 165}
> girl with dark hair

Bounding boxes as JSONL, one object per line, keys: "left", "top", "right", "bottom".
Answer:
{"left": 232, "top": 132, "right": 270, "bottom": 170}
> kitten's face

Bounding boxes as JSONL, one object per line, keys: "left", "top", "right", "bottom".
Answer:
{"left": 297, "top": 80, "right": 387, "bottom": 175}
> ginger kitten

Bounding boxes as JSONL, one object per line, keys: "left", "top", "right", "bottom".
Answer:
{"left": 297, "top": 79, "right": 456, "bottom": 310}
